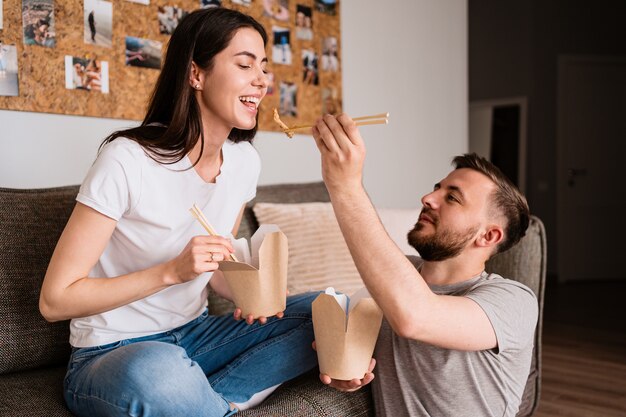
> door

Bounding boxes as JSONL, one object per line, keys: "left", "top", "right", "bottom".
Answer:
{"left": 557, "top": 56, "right": 626, "bottom": 282}
{"left": 469, "top": 97, "right": 527, "bottom": 193}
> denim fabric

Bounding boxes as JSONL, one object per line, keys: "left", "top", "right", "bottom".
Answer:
{"left": 64, "top": 292, "right": 318, "bottom": 417}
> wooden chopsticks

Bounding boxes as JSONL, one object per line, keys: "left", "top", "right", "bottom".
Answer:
{"left": 189, "top": 203, "right": 239, "bottom": 262}
{"left": 273, "top": 108, "right": 389, "bottom": 138}
{"left": 286, "top": 113, "right": 389, "bottom": 133}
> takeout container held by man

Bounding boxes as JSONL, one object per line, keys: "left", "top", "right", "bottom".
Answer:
{"left": 312, "top": 287, "right": 383, "bottom": 381}
{"left": 218, "top": 224, "right": 288, "bottom": 318}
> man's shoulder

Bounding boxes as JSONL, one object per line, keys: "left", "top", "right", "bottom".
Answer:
{"left": 471, "top": 273, "right": 537, "bottom": 301}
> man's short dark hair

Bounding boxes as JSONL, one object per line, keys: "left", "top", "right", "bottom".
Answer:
{"left": 453, "top": 153, "right": 530, "bottom": 254}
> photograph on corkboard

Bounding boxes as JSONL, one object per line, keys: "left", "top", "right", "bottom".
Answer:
{"left": 315, "top": 0, "right": 336, "bottom": 15}
{"left": 125, "top": 36, "right": 162, "bottom": 69}
{"left": 266, "top": 72, "right": 275, "bottom": 95}
{"left": 22, "top": 0, "right": 55, "bottom": 47}
{"left": 0, "top": 0, "right": 342, "bottom": 130}
{"left": 231, "top": 0, "right": 251, "bottom": 7}
{"left": 65, "top": 55, "right": 109, "bottom": 93}
{"left": 84, "top": 0, "right": 112, "bottom": 47}
{"left": 0, "top": 0, "right": 3, "bottom": 30}
{"left": 157, "top": 5, "right": 188, "bottom": 35}
{"left": 263, "top": 0, "right": 289, "bottom": 21}
{"left": 321, "top": 87, "right": 340, "bottom": 115}
{"left": 302, "top": 48, "right": 318, "bottom": 85}
{"left": 321, "top": 36, "right": 339, "bottom": 72}
{"left": 295, "top": 5, "right": 313, "bottom": 41}
{"left": 272, "top": 26, "right": 291, "bottom": 65}
{"left": 201, "top": 0, "right": 221, "bottom": 8}
{"left": 0, "top": 42, "right": 19, "bottom": 97}
{"left": 279, "top": 80, "right": 297, "bottom": 116}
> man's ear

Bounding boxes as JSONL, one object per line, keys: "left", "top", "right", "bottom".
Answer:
{"left": 476, "top": 225, "right": 504, "bottom": 250}
{"left": 189, "top": 61, "right": 204, "bottom": 90}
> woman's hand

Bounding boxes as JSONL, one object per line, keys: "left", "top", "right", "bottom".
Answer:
{"left": 167, "top": 235, "right": 234, "bottom": 285}
{"left": 233, "top": 308, "right": 285, "bottom": 325}
{"left": 232, "top": 289, "right": 290, "bottom": 325}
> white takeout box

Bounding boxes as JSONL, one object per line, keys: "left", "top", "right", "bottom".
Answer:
{"left": 218, "top": 225, "right": 288, "bottom": 318}
{"left": 312, "top": 287, "right": 383, "bottom": 380}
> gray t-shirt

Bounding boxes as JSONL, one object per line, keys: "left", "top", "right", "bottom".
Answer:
{"left": 372, "top": 259, "right": 538, "bottom": 417}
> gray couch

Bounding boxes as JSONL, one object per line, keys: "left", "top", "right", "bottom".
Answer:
{"left": 0, "top": 182, "right": 546, "bottom": 416}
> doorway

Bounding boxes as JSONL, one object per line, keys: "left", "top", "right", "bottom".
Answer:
{"left": 469, "top": 97, "right": 528, "bottom": 193}
{"left": 557, "top": 55, "right": 626, "bottom": 282}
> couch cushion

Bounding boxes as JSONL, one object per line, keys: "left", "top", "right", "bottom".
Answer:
{"left": 375, "top": 207, "right": 420, "bottom": 255}
{"left": 209, "top": 182, "right": 331, "bottom": 315}
{"left": 238, "top": 182, "right": 331, "bottom": 242}
{"left": 253, "top": 202, "right": 365, "bottom": 296}
{"left": 486, "top": 215, "right": 546, "bottom": 417}
{"left": 0, "top": 187, "right": 77, "bottom": 374}
{"left": 239, "top": 369, "right": 373, "bottom": 417}
{"left": 0, "top": 366, "right": 72, "bottom": 416}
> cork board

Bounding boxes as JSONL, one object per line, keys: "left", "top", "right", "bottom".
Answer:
{"left": 0, "top": 0, "right": 342, "bottom": 133}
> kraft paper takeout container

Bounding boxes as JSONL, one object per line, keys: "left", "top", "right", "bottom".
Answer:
{"left": 312, "top": 287, "right": 383, "bottom": 381}
{"left": 218, "top": 224, "right": 288, "bottom": 318}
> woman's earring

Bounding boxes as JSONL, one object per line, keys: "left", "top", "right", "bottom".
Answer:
{"left": 194, "top": 84, "right": 201, "bottom": 89}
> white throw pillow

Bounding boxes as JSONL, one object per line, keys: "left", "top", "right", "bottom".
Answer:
{"left": 252, "top": 202, "right": 421, "bottom": 296}
{"left": 375, "top": 207, "right": 420, "bottom": 256}
{"left": 252, "top": 202, "right": 364, "bottom": 295}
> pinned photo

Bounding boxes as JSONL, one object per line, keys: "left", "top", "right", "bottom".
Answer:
{"left": 321, "top": 87, "right": 340, "bottom": 115}
{"left": 158, "top": 5, "right": 188, "bottom": 35}
{"left": 272, "top": 26, "right": 291, "bottom": 65}
{"left": 125, "top": 0, "right": 149, "bottom": 5}
{"left": 125, "top": 36, "right": 162, "bottom": 69}
{"left": 279, "top": 81, "right": 297, "bottom": 117}
{"left": 0, "top": 0, "right": 4, "bottom": 30}
{"left": 0, "top": 42, "right": 19, "bottom": 96}
{"left": 231, "top": 0, "right": 252, "bottom": 6}
{"left": 263, "top": 0, "right": 288, "bottom": 21}
{"left": 22, "top": 0, "right": 55, "bottom": 47}
{"left": 321, "top": 36, "right": 339, "bottom": 72}
{"left": 84, "top": 0, "right": 112, "bottom": 47}
{"left": 65, "top": 55, "right": 109, "bottom": 93}
{"left": 201, "top": 0, "right": 221, "bottom": 8}
{"left": 295, "top": 5, "right": 313, "bottom": 41}
{"left": 266, "top": 72, "right": 274, "bottom": 95}
{"left": 315, "top": 0, "right": 336, "bottom": 15}
{"left": 301, "top": 49, "right": 318, "bottom": 85}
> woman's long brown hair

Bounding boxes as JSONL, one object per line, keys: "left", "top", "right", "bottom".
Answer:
{"left": 100, "top": 8, "right": 268, "bottom": 166}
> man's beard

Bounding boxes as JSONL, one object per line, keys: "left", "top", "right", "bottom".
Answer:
{"left": 407, "top": 221, "right": 478, "bottom": 262}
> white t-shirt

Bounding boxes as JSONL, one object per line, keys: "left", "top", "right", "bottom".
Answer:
{"left": 70, "top": 138, "right": 260, "bottom": 347}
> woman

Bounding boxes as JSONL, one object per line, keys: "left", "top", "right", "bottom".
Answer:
{"left": 40, "top": 8, "right": 317, "bottom": 417}
{"left": 83, "top": 59, "right": 101, "bottom": 91}
{"left": 25, "top": 18, "right": 52, "bottom": 46}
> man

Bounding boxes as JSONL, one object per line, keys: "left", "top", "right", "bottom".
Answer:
{"left": 311, "top": 114, "right": 538, "bottom": 417}
{"left": 88, "top": 11, "right": 96, "bottom": 43}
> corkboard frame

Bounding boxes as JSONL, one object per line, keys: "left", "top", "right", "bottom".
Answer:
{"left": 0, "top": 0, "right": 342, "bottom": 133}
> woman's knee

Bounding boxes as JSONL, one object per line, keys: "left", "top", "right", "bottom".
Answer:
{"left": 284, "top": 291, "right": 321, "bottom": 317}
{"left": 78, "top": 341, "right": 226, "bottom": 416}
{"left": 118, "top": 342, "right": 206, "bottom": 393}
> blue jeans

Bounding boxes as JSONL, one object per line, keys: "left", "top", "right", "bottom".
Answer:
{"left": 64, "top": 293, "right": 318, "bottom": 417}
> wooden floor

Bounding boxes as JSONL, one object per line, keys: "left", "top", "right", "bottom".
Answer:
{"left": 533, "top": 281, "right": 626, "bottom": 417}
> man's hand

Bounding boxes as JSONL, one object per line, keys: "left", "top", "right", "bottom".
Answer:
{"left": 312, "top": 114, "right": 366, "bottom": 193}
{"left": 313, "top": 341, "right": 376, "bottom": 392}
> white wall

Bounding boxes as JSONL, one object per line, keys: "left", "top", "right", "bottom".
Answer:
{"left": 0, "top": 0, "right": 467, "bottom": 208}
{"left": 0, "top": 112, "right": 135, "bottom": 188}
